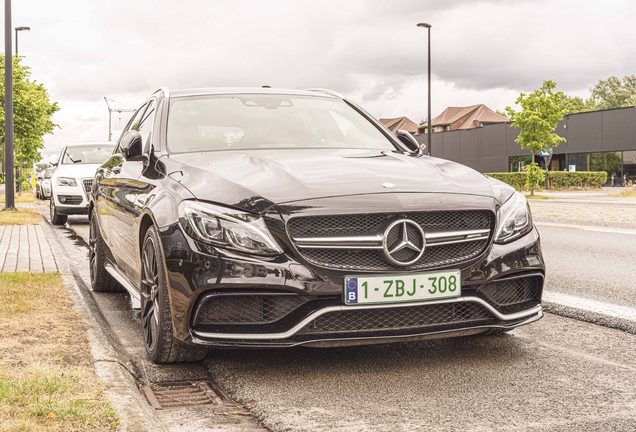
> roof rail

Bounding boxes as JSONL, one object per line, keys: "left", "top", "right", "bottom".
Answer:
{"left": 304, "top": 88, "right": 344, "bottom": 99}
{"left": 153, "top": 87, "right": 170, "bottom": 98}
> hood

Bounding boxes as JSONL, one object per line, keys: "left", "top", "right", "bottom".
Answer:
{"left": 52, "top": 163, "right": 102, "bottom": 179}
{"left": 166, "top": 149, "right": 495, "bottom": 213}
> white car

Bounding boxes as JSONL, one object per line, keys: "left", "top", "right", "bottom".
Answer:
{"left": 50, "top": 142, "right": 116, "bottom": 225}
{"left": 36, "top": 167, "right": 54, "bottom": 199}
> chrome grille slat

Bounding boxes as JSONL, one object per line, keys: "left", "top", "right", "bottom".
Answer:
{"left": 82, "top": 179, "right": 93, "bottom": 196}
{"left": 287, "top": 211, "right": 493, "bottom": 271}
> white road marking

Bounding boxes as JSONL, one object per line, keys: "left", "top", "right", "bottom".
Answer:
{"left": 535, "top": 222, "right": 636, "bottom": 235}
{"left": 543, "top": 290, "right": 636, "bottom": 322}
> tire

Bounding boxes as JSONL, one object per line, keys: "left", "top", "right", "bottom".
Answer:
{"left": 50, "top": 195, "right": 68, "bottom": 225}
{"left": 141, "top": 226, "right": 208, "bottom": 363}
{"left": 36, "top": 187, "right": 41, "bottom": 200}
{"left": 89, "top": 209, "right": 121, "bottom": 292}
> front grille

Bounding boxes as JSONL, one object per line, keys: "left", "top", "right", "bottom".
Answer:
{"left": 83, "top": 179, "right": 93, "bottom": 195}
{"left": 58, "top": 195, "right": 83, "bottom": 205}
{"left": 479, "top": 276, "right": 542, "bottom": 314}
{"left": 287, "top": 210, "right": 493, "bottom": 271}
{"left": 194, "top": 294, "right": 306, "bottom": 325}
{"left": 301, "top": 241, "right": 488, "bottom": 271}
{"left": 300, "top": 302, "right": 493, "bottom": 334}
{"left": 288, "top": 211, "right": 492, "bottom": 239}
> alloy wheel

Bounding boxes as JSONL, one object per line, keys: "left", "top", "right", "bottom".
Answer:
{"left": 141, "top": 236, "right": 160, "bottom": 352}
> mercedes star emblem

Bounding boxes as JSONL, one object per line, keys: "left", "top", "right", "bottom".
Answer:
{"left": 382, "top": 219, "right": 426, "bottom": 266}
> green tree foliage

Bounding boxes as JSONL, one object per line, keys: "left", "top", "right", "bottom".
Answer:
{"left": 0, "top": 55, "right": 60, "bottom": 167}
{"left": 589, "top": 75, "right": 636, "bottom": 110}
{"left": 557, "top": 94, "right": 596, "bottom": 114}
{"left": 495, "top": 109, "right": 509, "bottom": 119}
{"left": 524, "top": 163, "right": 545, "bottom": 191}
{"left": 505, "top": 80, "right": 566, "bottom": 194}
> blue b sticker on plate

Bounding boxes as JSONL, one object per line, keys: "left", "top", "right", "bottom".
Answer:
{"left": 346, "top": 278, "right": 358, "bottom": 304}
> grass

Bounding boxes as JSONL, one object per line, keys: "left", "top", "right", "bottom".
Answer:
{"left": 523, "top": 193, "right": 551, "bottom": 200}
{"left": 0, "top": 191, "right": 41, "bottom": 225}
{"left": 0, "top": 190, "right": 37, "bottom": 204}
{"left": 0, "top": 208, "right": 41, "bottom": 225}
{"left": 0, "top": 273, "right": 119, "bottom": 430}
{"left": 606, "top": 189, "right": 636, "bottom": 198}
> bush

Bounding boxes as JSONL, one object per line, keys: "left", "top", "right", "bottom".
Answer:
{"left": 485, "top": 172, "right": 527, "bottom": 190}
{"left": 524, "top": 163, "right": 545, "bottom": 192}
{"left": 485, "top": 171, "right": 608, "bottom": 191}
{"left": 548, "top": 171, "right": 607, "bottom": 189}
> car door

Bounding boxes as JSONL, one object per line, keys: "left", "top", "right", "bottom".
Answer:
{"left": 98, "top": 100, "right": 157, "bottom": 284}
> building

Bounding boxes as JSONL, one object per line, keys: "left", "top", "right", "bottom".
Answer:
{"left": 420, "top": 104, "right": 508, "bottom": 133}
{"left": 415, "top": 106, "right": 636, "bottom": 185}
{"left": 379, "top": 116, "right": 419, "bottom": 135}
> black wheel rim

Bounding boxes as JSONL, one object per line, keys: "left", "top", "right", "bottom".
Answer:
{"left": 141, "top": 237, "right": 160, "bottom": 352}
{"left": 88, "top": 216, "right": 97, "bottom": 285}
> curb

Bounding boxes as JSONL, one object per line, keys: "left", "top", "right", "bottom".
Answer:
{"left": 39, "top": 212, "right": 166, "bottom": 431}
{"left": 542, "top": 291, "right": 636, "bottom": 336}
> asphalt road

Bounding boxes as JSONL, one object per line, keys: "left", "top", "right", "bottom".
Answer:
{"left": 537, "top": 223, "right": 636, "bottom": 309}
{"left": 47, "top": 199, "right": 636, "bottom": 431}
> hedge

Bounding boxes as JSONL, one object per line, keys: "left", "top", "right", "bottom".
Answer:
{"left": 485, "top": 171, "right": 608, "bottom": 191}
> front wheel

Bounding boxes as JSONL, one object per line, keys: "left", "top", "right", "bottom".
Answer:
{"left": 50, "top": 195, "right": 68, "bottom": 225}
{"left": 141, "top": 226, "right": 208, "bottom": 363}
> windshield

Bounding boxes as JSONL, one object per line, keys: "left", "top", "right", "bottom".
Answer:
{"left": 167, "top": 94, "right": 396, "bottom": 153}
{"left": 61, "top": 144, "right": 115, "bottom": 165}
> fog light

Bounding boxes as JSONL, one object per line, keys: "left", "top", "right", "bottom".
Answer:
{"left": 59, "top": 196, "right": 66, "bottom": 203}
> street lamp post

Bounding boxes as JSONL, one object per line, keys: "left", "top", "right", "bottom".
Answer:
{"left": 417, "top": 22, "right": 432, "bottom": 156}
{"left": 14, "top": 25, "right": 29, "bottom": 56}
{"left": 4, "top": 0, "right": 15, "bottom": 208}
{"left": 13, "top": 26, "right": 29, "bottom": 193}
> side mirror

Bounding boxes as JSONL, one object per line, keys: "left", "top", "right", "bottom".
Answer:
{"left": 49, "top": 154, "right": 59, "bottom": 166}
{"left": 397, "top": 130, "right": 425, "bottom": 155}
{"left": 120, "top": 130, "right": 148, "bottom": 162}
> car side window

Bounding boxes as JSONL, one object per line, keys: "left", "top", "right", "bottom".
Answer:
{"left": 131, "top": 100, "right": 156, "bottom": 152}
{"left": 115, "top": 103, "right": 148, "bottom": 154}
{"left": 115, "top": 100, "right": 155, "bottom": 153}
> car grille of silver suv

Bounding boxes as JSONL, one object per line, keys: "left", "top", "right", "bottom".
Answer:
{"left": 82, "top": 179, "right": 93, "bottom": 197}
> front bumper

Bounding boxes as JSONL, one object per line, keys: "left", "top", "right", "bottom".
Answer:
{"left": 159, "top": 221, "right": 545, "bottom": 348}
{"left": 52, "top": 178, "right": 90, "bottom": 214}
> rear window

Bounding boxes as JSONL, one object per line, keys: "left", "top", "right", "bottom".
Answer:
{"left": 166, "top": 94, "right": 395, "bottom": 153}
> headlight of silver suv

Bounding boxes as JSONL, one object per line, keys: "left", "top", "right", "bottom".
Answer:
{"left": 494, "top": 192, "right": 533, "bottom": 244}
{"left": 179, "top": 201, "right": 283, "bottom": 256}
{"left": 57, "top": 177, "right": 77, "bottom": 187}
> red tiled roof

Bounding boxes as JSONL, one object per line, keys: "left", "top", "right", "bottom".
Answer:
{"left": 379, "top": 116, "right": 419, "bottom": 134}
{"left": 421, "top": 104, "right": 507, "bottom": 130}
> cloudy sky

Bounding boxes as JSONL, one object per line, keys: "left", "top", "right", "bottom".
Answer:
{"left": 4, "top": 0, "right": 636, "bottom": 157}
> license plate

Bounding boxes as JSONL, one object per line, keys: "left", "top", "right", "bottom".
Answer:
{"left": 344, "top": 270, "right": 461, "bottom": 305}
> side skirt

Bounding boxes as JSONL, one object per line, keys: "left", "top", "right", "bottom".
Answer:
{"left": 105, "top": 264, "right": 141, "bottom": 309}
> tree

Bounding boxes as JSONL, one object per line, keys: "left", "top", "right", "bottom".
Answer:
{"left": 589, "top": 75, "right": 636, "bottom": 110}
{"left": 505, "top": 80, "right": 566, "bottom": 195}
{"left": 0, "top": 55, "right": 60, "bottom": 184}
{"left": 557, "top": 94, "right": 596, "bottom": 115}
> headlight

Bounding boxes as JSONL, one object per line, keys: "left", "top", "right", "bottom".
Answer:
{"left": 179, "top": 201, "right": 283, "bottom": 256}
{"left": 57, "top": 177, "right": 77, "bottom": 187}
{"left": 494, "top": 192, "right": 533, "bottom": 244}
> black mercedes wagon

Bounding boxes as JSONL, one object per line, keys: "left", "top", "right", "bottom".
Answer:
{"left": 89, "top": 87, "right": 545, "bottom": 363}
